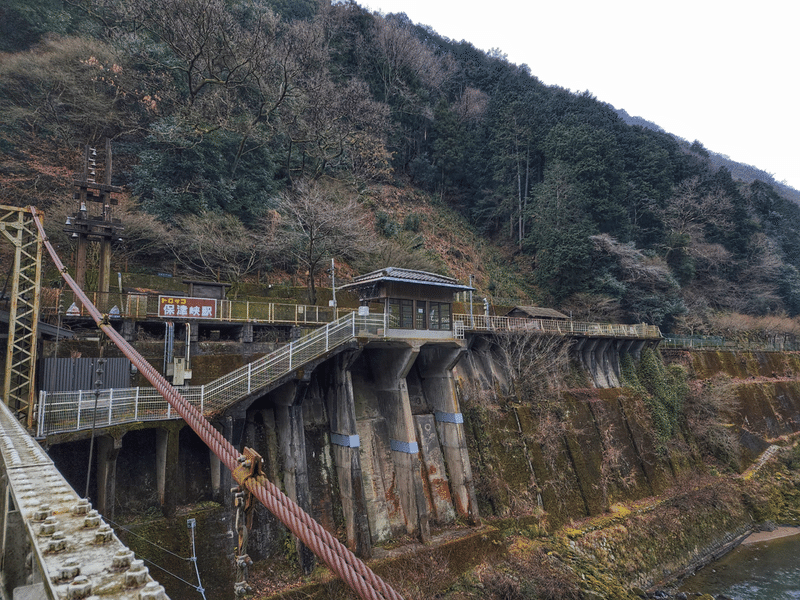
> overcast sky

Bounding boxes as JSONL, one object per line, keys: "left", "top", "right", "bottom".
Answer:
{"left": 360, "top": 0, "right": 798, "bottom": 190}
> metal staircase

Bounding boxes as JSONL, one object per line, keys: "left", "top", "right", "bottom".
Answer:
{"left": 37, "top": 311, "right": 386, "bottom": 437}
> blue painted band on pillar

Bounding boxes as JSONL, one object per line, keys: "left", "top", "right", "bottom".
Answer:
{"left": 331, "top": 433, "right": 360, "bottom": 448}
{"left": 435, "top": 411, "right": 464, "bottom": 424}
{"left": 390, "top": 439, "right": 419, "bottom": 454}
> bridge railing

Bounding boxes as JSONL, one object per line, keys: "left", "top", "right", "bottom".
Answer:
{"left": 453, "top": 314, "right": 662, "bottom": 338}
{"left": 37, "top": 312, "right": 387, "bottom": 437}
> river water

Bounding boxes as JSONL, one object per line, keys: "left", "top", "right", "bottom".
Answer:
{"left": 679, "top": 529, "right": 800, "bottom": 599}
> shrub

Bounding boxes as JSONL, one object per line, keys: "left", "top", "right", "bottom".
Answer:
{"left": 402, "top": 212, "right": 422, "bottom": 232}
{"left": 375, "top": 210, "right": 400, "bottom": 237}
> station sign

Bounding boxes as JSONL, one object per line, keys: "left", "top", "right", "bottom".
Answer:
{"left": 158, "top": 295, "right": 216, "bottom": 319}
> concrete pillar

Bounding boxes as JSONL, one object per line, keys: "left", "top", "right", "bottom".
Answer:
{"left": 609, "top": 341, "right": 625, "bottom": 386}
{"left": 580, "top": 338, "right": 599, "bottom": 387}
{"left": 241, "top": 323, "right": 254, "bottom": 343}
{"left": 155, "top": 425, "right": 180, "bottom": 517}
{"left": 121, "top": 319, "right": 136, "bottom": 343}
{"left": 593, "top": 339, "right": 613, "bottom": 388}
{"left": 417, "top": 343, "right": 479, "bottom": 523}
{"left": 219, "top": 415, "right": 246, "bottom": 507}
{"left": 630, "top": 340, "right": 647, "bottom": 359}
{"left": 273, "top": 379, "right": 315, "bottom": 574}
{"left": 96, "top": 434, "right": 123, "bottom": 519}
{"left": 367, "top": 343, "right": 430, "bottom": 542}
{"left": 209, "top": 448, "right": 221, "bottom": 501}
{"left": 326, "top": 350, "right": 371, "bottom": 558}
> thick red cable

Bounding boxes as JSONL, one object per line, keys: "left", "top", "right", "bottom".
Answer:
{"left": 29, "top": 207, "right": 404, "bottom": 600}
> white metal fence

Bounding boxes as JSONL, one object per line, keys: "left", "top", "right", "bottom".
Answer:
{"left": 37, "top": 312, "right": 387, "bottom": 437}
{"left": 453, "top": 314, "right": 662, "bottom": 339}
{"left": 40, "top": 288, "right": 352, "bottom": 325}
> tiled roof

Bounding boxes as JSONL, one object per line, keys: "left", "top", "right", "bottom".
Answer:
{"left": 340, "top": 267, "right": 473, "bottom": 291}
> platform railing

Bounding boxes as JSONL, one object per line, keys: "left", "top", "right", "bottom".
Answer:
{"left": 453, "top": 314, "right": 662, "bottom": 339}
{"left": 37, "top": 312, "right": 386, "bottom": 437}
{"left": 39, "top": 288, "right": 352, "bottom": 325}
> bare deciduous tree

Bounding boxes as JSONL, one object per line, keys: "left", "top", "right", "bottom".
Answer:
{"left": 685, "top": 375, "right": 741, "bottom": 469}
{"left": 112, "top": 196, "right": 170, "bottom": 267}
{"left": 271, "top": 180, "right": 371, "bottom": 304}
{"left": 590, "top": 233, "right": 674, "bottom": 288}
{"left": 286, "top": 77, "right": 390, "bottom": 181}
{"left": 661, "top": 176, "right": 733, "bottom": 243}
{"left": 168, "top": 211, "right": 263, "bottom": 296}
{"left": 492, "top": 330, "right": 572, "bottom": 406}
{"left": 373, "top": 16, "right": 454, "bottom": 103}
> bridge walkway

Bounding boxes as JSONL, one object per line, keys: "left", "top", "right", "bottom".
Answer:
{"left": 36, "top": 311, "right": 661, "bottom": 438}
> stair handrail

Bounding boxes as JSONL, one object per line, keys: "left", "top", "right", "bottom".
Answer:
{"left": 38, "top": 311, "right": 386, "bottom": 436}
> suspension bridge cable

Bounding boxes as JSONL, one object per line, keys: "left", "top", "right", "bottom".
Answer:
{"left": 29, "top": 206, "right": 404, "bottom": 600}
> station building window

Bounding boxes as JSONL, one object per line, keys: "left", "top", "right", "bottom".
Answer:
{"left": 416, "top": 301, "right": 427, "bottom": 329}
{"left": 388, "top": 299, "right": 414, "bottom": 328}
{"left": 428, "top": 302, "right": 451, "bottom": 330}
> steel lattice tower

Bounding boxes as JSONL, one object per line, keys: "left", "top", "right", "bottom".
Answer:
{"left": 1, "top": 205, "right": 42, "bottom": 427}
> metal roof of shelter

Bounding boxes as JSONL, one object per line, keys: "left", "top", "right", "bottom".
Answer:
{"left": 339, "top": 267, "right": 474, "bottom": 292}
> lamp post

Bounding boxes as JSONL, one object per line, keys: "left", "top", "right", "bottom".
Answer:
{"left": 328, "top": 258, "right": 337, "bottom": 315}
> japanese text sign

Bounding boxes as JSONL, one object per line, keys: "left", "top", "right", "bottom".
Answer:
{"left": 158, "top": 295, "right": 217, "bottom": 319}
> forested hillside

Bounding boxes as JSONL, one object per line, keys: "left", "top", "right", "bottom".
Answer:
{"left": 2, "top": 0, "right": 799, "bottom": 337}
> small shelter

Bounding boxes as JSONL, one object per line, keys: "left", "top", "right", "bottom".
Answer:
{"left": 183, "top": 280, "right": 231, "bottom": 300}
{"left": 339, "top": 267, "right": 473, "bottom": 332}
{"left": 504, "top": 306, "right": 569, "bottom": 321}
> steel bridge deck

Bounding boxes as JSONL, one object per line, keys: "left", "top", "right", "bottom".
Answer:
{"left": 0, "top": 402, "right": 169, "bottom": 599}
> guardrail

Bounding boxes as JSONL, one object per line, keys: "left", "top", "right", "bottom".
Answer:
{"left": 38, "top": 312, "right": 387, "bottom": 437}
{"left": 453, "top": 314, "right": 662, "bottom": 339}
{"left": 661, "top": 335, "right": 725, "bottom": 349}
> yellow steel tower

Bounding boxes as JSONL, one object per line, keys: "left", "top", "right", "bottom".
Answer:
{"left": 1, "top": 205, "right": 42, "bottom": 427}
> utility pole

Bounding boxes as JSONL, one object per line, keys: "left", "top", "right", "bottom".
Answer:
{"left": 64, "top": 139, "right": 124, "bottom": 297}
